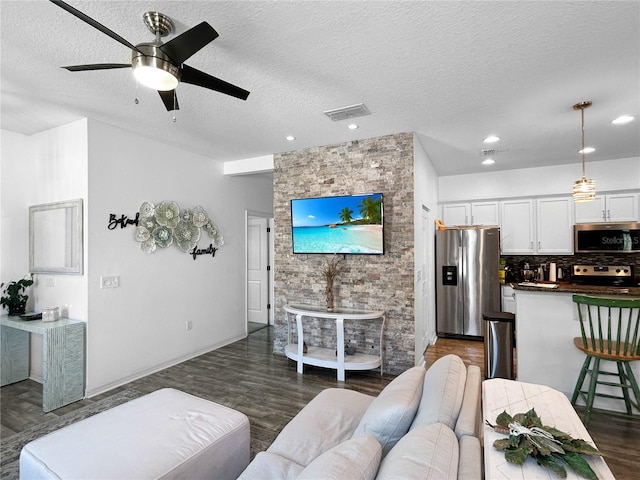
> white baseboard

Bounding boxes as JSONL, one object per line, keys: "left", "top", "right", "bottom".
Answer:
{"left": 85, "top": 333, "right": 245, "bottom": 398}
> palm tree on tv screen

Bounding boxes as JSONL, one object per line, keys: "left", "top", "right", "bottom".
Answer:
{"left": 339, "top": 207, "right": 354, "bottom": 224}
{"left": 358, "top": 196, "right": 382, "bottom": 224}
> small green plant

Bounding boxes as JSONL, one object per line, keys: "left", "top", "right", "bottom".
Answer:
{"left": 488, "top": 409, "right": 602, "bottom": 479}
{"left": 1, "top": 275, "right": 34, "bottom": 315}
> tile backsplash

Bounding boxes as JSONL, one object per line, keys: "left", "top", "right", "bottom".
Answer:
{"left": 502, "top": 253, "right": 640, "bottom": 285}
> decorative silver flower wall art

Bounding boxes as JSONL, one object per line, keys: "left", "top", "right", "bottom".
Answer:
{"left": 134, "top": 201, "right": 224, "bottom": 254}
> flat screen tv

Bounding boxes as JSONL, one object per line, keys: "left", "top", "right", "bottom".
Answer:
{"left": 291, "top": 193, "right": 384, "bottom": 254}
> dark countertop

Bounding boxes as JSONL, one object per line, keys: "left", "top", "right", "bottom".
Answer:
{"left": 510, "top": 282, "right": 640, "bottom": 297}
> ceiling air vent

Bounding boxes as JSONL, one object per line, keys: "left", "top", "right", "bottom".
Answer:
{"left": 323, "top": 103, "right": 371, "bottom": 121}
{"left": 480, "top": 149, "right": 497, "bottom": 156}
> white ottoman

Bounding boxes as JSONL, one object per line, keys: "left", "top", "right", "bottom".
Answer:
{"left": 19, "top": 388, "right": 250, "bottom": 480}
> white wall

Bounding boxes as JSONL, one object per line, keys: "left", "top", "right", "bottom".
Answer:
{"left": 1, "top": 122, "right": 89, "bottom": 381}
{"left": 413, "top": 134, "right": 440, "bottom": 364}
{"left": 85, "top": 119, "right": 273, "bottom": 395}
{"left": 438, "top": 157, "right": 640, "bottom": 203}
{"left": 1, "top": 120, "right": 273, "bottom": 396}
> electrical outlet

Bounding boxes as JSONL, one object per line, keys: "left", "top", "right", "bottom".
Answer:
{"left": 100, "top": 275, "right": 119, "bottom": 289}
{"left": 45, "top": 276, "right": 56, "bottom": 287}
{"left": 186, "top": 320, "right": 193, "bottom": 331}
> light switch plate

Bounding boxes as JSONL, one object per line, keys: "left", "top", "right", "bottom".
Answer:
{"left": 101, "top": 275, "right": 119, "bottom": 289}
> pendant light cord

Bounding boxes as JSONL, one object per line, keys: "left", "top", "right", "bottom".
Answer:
{"left": 581, "top": 106, "right": 586, "bottom": 179}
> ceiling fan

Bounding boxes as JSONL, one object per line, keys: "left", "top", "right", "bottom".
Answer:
{"left": 50, "top": 0, "right": 250, "bottom": 111}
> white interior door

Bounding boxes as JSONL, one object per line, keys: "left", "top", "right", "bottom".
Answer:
{"left": 416, "top": 206, "right": 433, "bottom": 364}
{"left": 247, "top": 216, "right": 269, "bottom": 324}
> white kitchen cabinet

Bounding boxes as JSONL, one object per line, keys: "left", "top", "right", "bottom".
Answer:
{"left": 472, "top": 201, "right": 500, "bottom": 225}
{"left": 441, "top": 201, "right": 499, "bottom": 226}
{"left": 501, "top": 285, "right": 516, "bottom": 314}
{"left": 536, "top": 197, "right": 573, "bottom": 254}
{"left": 501, "top": 197, "right": 573, "bottom": 254}
{"left": 574, "top": 192, "right": 639, "bottom": 223}
{"left": 500, "top": 199, "right": 535, "bottom": 254}
{"left": 441, "top": 203, "right": 469, "bottom": 226}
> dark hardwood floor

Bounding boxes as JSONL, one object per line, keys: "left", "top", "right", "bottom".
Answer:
{"left": 2, "top": 328, "right": 639, "bottom": 479}
{"left": 1, "top": 327, "right": 393, "bottom": 460}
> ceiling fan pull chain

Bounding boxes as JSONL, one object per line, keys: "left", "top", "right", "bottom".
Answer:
{"left": 134, "top": 79, "right": 139, "bottom": 105}
{"left": 172, "top": 91, "right": 177, "bottom": 122}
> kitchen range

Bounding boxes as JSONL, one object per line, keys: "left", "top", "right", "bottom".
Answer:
{"left": 571, "top": 264, "right": 635, "bottom": 287}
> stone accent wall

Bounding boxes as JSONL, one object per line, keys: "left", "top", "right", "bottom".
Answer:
{"left": 273, "top": 132, "right": 415, "bottom": 374}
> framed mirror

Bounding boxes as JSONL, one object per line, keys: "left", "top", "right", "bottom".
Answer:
{"left": 29, "top": 199, "right": 83, "bottom": 275}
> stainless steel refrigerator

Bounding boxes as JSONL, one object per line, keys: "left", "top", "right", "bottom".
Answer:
{"left": 436, "top": 227, "right": 501, "bottom": 338}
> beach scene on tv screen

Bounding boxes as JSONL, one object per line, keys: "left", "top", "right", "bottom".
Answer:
{"left": 291, "top": 194, "right": 383, "bottom": 254}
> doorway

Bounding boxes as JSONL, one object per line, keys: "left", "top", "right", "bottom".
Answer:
{"left": 415, "top": 205, "right": 435, "bottom": 364}
{"left": 246, "top": 211, "right": 274, "bottom": 332}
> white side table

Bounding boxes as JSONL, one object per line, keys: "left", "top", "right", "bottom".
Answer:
{"left": 283, "top": 304, "right": 384, "bottom": 381}
{"left": 482, "top": 378, "right": 614, "bottom": 480}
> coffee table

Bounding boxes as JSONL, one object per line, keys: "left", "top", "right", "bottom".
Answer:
{"left": 482, "top": 378, "right": 614, "bottom": 480}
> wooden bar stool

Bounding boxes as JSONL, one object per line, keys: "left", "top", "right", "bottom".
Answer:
{"left": 571, "top": 294, "right": 640, "bottom": 427}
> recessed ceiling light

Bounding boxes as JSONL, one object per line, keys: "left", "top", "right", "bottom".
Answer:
{"left": 347, "top": 124, "right": 359, "bottom": 130}
{"left": 482, "top": 158, "right": 495, "bottom": 165}
{"left": 483, "top": 135, "right": 500, "bottom": 143}
{"left": 286, "top": 135, "right": 295, "bottom": 141}
{"left": 611, "top": 115, "right": 635, "bottom": 125}
{"left": 579, "top": 147, "right": 595, "bottom": 154}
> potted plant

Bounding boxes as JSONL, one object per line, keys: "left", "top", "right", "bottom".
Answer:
{"left": 1, "top": 275, "right": 34, "bottom": 315}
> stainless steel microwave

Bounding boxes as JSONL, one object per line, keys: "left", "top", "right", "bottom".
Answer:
{"left": 574, "top": 222, "right": 640, "bottom": 253}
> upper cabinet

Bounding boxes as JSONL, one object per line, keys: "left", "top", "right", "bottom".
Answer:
{"left": 500, "top": 199, "right": 535, "bottom": 254}
{"left": 440, "top": 190, "right": 638, "bottom": 255}
{"left": 500, "top": 197, "right": 573, "bottom": 254}
{"left": 536, "top": 197, "right": 574, "bottom": 254}
{"left": 441, "top": 201, "right": 499, "bottom": 226}
{"left": 574, "top": 193, "right": 639, "bottom": 223}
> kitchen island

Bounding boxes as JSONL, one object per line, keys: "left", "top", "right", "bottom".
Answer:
{"left": 511, "top": 283, "right": 640, "bottom": 413}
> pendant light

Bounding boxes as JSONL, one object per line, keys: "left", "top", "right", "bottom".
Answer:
{"left": 572, "top": 101, "right": 596, "bottom": 202}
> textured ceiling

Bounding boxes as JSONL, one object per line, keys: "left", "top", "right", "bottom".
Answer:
{"left": 1, "top": 0, "right": 639, "bottom": 176}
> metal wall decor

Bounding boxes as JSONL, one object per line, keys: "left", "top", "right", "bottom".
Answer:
{"left": 134, "top": 201, "right": 224, "bottom": 255}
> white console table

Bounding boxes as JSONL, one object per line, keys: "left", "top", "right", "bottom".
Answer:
{"left": 1, "top": 315, "right": 86, "bottom": 412}
{"left": 283, "top": 304, "right": 384, "bottom": 381}
{"left": 483, "top": 378, "right": 614, "bottom": 480}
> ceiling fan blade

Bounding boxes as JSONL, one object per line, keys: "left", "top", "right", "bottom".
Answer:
{"left": 159, "top": 22, "right": 219, "bottom": 65}
{"left": 158, "top": 90, "right": 179, "bottom": 111}
{"left": 63, "top": 63, "right": 131, "bottom": 72}
{"left": 180, "top": 64, "right": 249, "bottom": 101}
{"left": 49, "top": 0, "right": 142, "bottom": 53}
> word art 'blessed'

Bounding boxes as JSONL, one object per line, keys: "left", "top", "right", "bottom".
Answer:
{"left": 108, "top": 213, "right": 139, "bottom": 230}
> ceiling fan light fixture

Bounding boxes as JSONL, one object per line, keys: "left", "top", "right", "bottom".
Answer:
{"left": 572, "top": 100, "right": 596, "bottom": 203}
{"left": 132, "top": 44, "right": 180, "bottom": 91}
{"left": 134, "top": 65, "right": 178, "bottom": 91}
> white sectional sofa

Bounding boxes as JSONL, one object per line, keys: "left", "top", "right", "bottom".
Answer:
{"left": 239, "top": 354, "right": 482, "bottom": 480}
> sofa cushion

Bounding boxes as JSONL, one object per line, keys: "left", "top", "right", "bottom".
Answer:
{"left": 237, "top": 452, "right": 304, "bottom": 480}
{"left": 351, "top": 366, "right": 425, "bottom": 456}
{"left": 376, "top": 423, "right": 459, "bottom": 480}
{"left": 458, "top": 435, "right": 482, "bottom": 480}
{"left": 297, "top": 436, "right": 381, "bottom": 480}
{"left": 410, "top": 354, "right": 467, "bottom": 430}
{"left": 454, "top": 365, "right": 482, "bottom": 439}
{"left": 267, "top": 388, "right": 375, "bottom": 467}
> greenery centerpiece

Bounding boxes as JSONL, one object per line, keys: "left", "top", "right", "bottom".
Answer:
{"left": 488, "top": 408, "right": 602, "bottom": 479}
{"left": 1, "top": 275, "right": 34, "bottom": 315}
